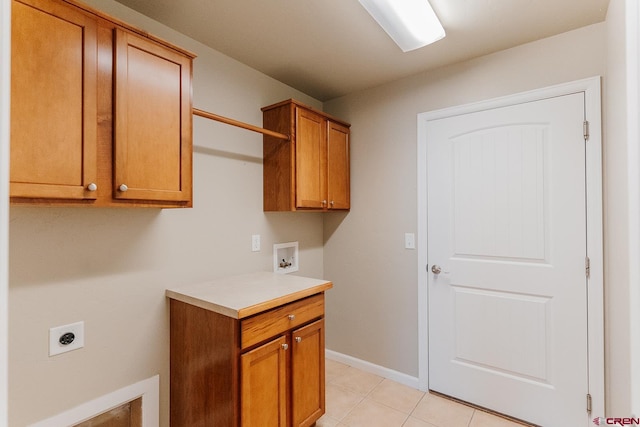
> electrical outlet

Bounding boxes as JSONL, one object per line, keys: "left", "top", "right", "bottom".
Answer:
{"left": 251, "top": 234, "right": 261, "bottom": 252}
{"left": 49, "top": 321, "right": 84, "bottom": 356}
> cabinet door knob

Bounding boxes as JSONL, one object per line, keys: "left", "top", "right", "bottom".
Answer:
{"left": 281, "top": 343, "right": 289, "bottom": 350}
{"left": 87, "top": 183, "right": 98, "bottom": 192}
{"left": 118, "top": 184, "right": 128, "bottom": 192}
{"left": 295, "top": 337, "right": 302, "bottom": 343}
{"left": 288, "top": 314, "right": 295, "bottom": 321}
{"left": 330, "top": 200, "right": 334, "bottom": 206}
{"left": 322, "top": 200, "right": 327, "bottom": 206}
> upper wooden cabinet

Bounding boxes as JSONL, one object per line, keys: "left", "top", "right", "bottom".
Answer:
{"left": 10, "top": 0, "right": 194, "bottom": 207}
{"left": 114, "top": 29, "right": 192, "bottom": 203}
{"left": 262, "top": 100, "right": 351, "bottom": 212}
{"left": 327, "top": 121, "right": 351, "bottom": 210}
{"left": 10, "top": 0, "right": 98, "bottom": 200}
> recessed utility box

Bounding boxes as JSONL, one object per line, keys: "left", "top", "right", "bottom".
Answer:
{"left": 273, "top": 242, "right": 299, "bottom": 274}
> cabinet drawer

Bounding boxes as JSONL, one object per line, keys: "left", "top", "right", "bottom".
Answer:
{"left": 241, "top": 293, "right": 324, "bottom": 350}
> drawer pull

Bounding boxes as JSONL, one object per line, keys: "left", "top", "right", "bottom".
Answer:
{"left": 295, "top": 337, "right": 302, "bottom": 343}
{"left": 288, "top": 314, "right": 295, "bottom": 321}
{"left": 282, "top": 343, "right": 289, "bottom": 350}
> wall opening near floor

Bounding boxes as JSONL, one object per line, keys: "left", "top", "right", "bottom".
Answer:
{"left": 29, "top": 376, "right": 158, "bottom": 427}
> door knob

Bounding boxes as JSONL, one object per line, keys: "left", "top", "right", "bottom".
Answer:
{"left": 431, "top": 265, "right": 442, "bottom": 275}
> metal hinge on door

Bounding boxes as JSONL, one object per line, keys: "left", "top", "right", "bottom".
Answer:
{"left": 584, "top": 121, "right": 590, "bottom": 141}
{"left": 586, "top": 257, "right": 591, "bottom": 279}
{"left": 587, "top": 393, "right": 592, "bottom": 413}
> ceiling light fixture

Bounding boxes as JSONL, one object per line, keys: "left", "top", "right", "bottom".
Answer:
{"left": 359, "top": 0, "right": 445, "bottom": 52}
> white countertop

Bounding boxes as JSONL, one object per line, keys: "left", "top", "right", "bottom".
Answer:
{"left": 166, "top": 272, "right": 333, "bottom": 319}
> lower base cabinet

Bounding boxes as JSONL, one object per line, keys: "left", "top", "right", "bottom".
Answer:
{"left": 170, "top": 293, "right": 326, "bottom": 427}
{"left": 291, "top": 320, "right": 325, "bottom": 426}
{"left": 241, "top": 335, "right": 288, "bottom": 427}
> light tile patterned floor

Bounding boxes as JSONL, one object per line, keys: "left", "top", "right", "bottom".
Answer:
{"left": 317, "top": 359, "right": 529, "bottom": 427}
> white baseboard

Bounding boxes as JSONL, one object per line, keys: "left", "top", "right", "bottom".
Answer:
{"left": 325, "top": 349, "right": 424, "bottom": 391}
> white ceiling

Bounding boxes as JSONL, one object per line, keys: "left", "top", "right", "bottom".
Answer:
{"left": 114, "top": 0, "right": 610, "bottom": 101}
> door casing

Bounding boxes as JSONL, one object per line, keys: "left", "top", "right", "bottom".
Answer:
{"left": 416, "top": 76, "right": 604, "bottom": 420}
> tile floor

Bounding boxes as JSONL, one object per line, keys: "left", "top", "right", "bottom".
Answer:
{"left": 317, "top": 359, "right": 528, "bottom": 427}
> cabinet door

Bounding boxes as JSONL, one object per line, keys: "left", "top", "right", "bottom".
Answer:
{"left": 10, "top": 0, "right": 98, "bottom": 200}
{"left": 241, "top": 336, "right": 288, "bottom": 427}
{"left": 327, "top": 121, "right": 350, "bottom": 210}
{"left": 291, "top": 319, "right": 325, "bottom": 427}
{"left": 295, "top": 107, "right": 326, "bottom": 209}
{"left": 114, "top": 29, "right": 192, "bottom": 203}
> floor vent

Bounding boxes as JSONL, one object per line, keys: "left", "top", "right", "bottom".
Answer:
{"left": 29, "top": 376, "right": 158, "bottom": 427}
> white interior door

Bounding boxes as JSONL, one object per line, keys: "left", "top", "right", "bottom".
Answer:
{"left": 427, "top": 93, "right": 589, "bottom": 426}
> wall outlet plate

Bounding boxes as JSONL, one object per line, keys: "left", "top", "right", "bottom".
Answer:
{"left": 49, "top": 321, "right": 84, "bottom": 356}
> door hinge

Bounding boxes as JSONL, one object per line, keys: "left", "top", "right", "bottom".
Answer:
{"left": 587, "top": 393, "right": 592, "bottom": 413}
{"left": 586, "top": 256, "right": 591, "bottom": 279}
{"left": 584, "top": 121, "right": 590, "bottom": 141}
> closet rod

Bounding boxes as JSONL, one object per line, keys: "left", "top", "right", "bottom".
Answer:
{"left": 192, "top": 107, "right": 290, "bottom": 141}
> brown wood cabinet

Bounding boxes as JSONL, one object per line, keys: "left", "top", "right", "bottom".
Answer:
{"left": 10, "top": 0, "right": 194, "bottom": 207}
{"left": 241, "top": 335, "right": 288, "bottom": 427}
{"left": 10, "top": 0, "right": 98, "bottom": 201}
{"left": 170, "top": 292, "right": 327, "bottom": 427}
{"left": 262, "top": 99, "right": 350, "bottom": 212}
{"left": 290, "top": 320, "right": 325, "bottom": 426}
{"left": 113, "top": 29, "right": 192, "bottom": 203}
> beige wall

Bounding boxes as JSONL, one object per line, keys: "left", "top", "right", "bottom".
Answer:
{"left": 324, "top": 4, "right": 640, "bottom": 416}
{"left": 8, "top": 2, "right": 324, "bottom": 426}
{"left": 323, "top": 22, "right": 606, "bottom": 381}
{"left": 604, "top": 0, "right": 630, "bottom": 415}
{"left": 604, "top": 0, "right": 640, "bottom": 417}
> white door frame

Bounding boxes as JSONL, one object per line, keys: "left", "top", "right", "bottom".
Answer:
{"left": 0, "top": 0, "right": 10, "bottom": 426}
{"left": 416, "top": 77, "right": 604, "bottom": 419}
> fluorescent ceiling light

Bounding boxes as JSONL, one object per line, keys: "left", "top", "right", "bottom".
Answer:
{"left": 359, "top": 0, "right": 445, "bottom": 52}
